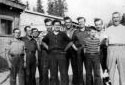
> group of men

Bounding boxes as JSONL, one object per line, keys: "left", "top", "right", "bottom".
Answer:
{"left": 7, "top": 11, "right": 125, "bottom": 85}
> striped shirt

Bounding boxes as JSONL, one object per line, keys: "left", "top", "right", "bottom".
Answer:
{"left": 84, "top": 37, "right": 100, "bottom": 54}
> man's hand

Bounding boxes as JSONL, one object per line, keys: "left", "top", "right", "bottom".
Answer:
{"left": 42, "top": 42, "right": 48, "bottom": 50}
{"left": 23, "top": 52, "right": 26, "bottom": 68}
{"left": 72, "top": 44, "right": 78, "bottom": 51}
{"left": 64, "top": 42, "right": 74, "bottom": 51}
{"left": 8, "top": 62, "right": 12, "bottom": 69}
{"left": 24, "top": 61, "right": 26, "bottom": 68}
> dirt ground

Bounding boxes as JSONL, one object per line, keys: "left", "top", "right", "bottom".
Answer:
{"left": 0, "top": 64, "right": 119, "bottom": 85}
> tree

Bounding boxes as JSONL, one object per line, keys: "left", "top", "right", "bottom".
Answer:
{"left": 47, "top": 0, "right": 55, "bottom": 15}
{"left": 36, "top": 0, "right": 44, "bottom": 13}
{"left": 47, "top": 0, "right": 67, "bottom": 17}
{"left": 26, "top": 1, "right": 30, "bottom": 10}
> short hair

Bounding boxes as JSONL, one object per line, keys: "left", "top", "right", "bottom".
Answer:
{"left": 63, "top": 16, "right": 72, "bottom": 21}
{"left": 52, "top": 19, "right": 61, "bottom": 25}
{"left": 24, "top": 26, "right": 31, "bottom": 32}
{"left": 44, "top": 18, "right": 52, "bottom": 24}
{"left": 77, "top": 17, "right": 86, "bottom": 22}
{"left": 13, "top": 28, "right": 20, "bottom": 33}
{"left": 112, "top": 12, "right": 120, "bottom": 16}
{"left": 89, "top": 26, "right": 97, "bottom": 31}
{"left": 32, "top": 28, "right": 38, "bottom": 32}
{"left": 94, "top": 18, "right": 103, "bottom": 24}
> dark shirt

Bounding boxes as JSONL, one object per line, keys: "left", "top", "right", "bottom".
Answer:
{"left": 42, "top": 31, "right": 71, "bottom": 51}
{"left": 21, "top": 36, "right": 37, "bottom": 55}
{"left": 72, "top": 27, "right": 89, "bottom": 48}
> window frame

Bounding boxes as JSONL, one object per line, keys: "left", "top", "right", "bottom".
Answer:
{"left": 0, "top": 15, "right": 14, "bottom": 37}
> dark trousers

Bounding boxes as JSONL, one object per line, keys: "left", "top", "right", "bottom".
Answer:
{"left": 85, "top": 53, "right": 102, "bottom": 85}
{"left": 49, "top": 51, "right": 69, "bottom": 85}
{"left": 77, "top": 49, "right": 85, "bottom": 85}
{"left": 25, "top": 54, "right": 36, "bottom": 85}
{"left": 100, "top": 45, "right": 108, "bottom": 72}
{"left": 38, "top": 49, "right": 49, "bottom": 85}
{"left": 10, "top": 54, "right": 24, "bottom": 85}
{"left": 66, "top": 48, "right": 78, "bottom": 85}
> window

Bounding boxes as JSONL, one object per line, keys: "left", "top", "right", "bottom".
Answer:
{"left": 0, "top": 19, "right": 12, "bottom": 35}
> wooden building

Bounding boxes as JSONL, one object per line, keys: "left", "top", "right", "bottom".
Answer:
{"left": 0, "top": 0, "right": 25, "bottom": 70}
{"left": 0, "top": 0, "right": 25, "bottom": 36}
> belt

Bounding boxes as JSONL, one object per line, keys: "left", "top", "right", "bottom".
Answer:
{"left": 108, "top": 44, "right": 125, "bottom": 46}
{"left": 10, "top": 54, "right": 24, "bottom": 57}
{"left": 85, "top": 52, "right": 100, "bottom": 55}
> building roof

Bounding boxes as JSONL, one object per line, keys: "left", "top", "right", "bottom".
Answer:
{"left": 24, "top": 10, "right": 63, "bottom": 20}
{"left": 0, "top": 0, "right": 25, "bottom": 11}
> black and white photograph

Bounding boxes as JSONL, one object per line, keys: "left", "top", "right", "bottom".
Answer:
{"left": 0, "top": 0, "right": 125, "bottom": 85}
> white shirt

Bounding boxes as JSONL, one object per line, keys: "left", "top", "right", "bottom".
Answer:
{"left": 9, "top": 38, "right": 25, "bottom": 55}
{"left": 95, "top": 29, "right": 105, "bottom": 42}
{"left": 102, "top": 24, "right": 125, "bottom": 44}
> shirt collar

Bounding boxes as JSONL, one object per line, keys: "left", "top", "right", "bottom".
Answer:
{"left": 26, "top": 36, "right": 33, "bottom": 41}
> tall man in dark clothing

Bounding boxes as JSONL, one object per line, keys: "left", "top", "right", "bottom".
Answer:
{"left": 72, "top": 17, "right": 89, "bottom": 85}
{"left": 42, "top": 19, "right": 71, "bottom": 85}
{"left": 22, "top": 26, "right": 38, "bottom": 85}
{"left": 38, "top": 18, "right": 53, "bottom": 85}
{"left": 64, "top": 17, "right": 79, "bottom": 85}
{"left": 33, "top": 18, "right": 52, "bottom": 85}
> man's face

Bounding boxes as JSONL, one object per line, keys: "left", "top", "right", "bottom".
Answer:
{"left": 45, "top": 21, "right": 52, "bottom": 32}
{"left": 14, "top": 30, "right": 21, "bottom": 39}
{"left": 32, "top": 30, "right": 39, "bottom": 38}
{"left": 53, "top": 22, "right": 61, "bottom": 32}
{"left": 78, "top": 18, "right": 86, "bottom": 28}
{"left": 26, "top": 27, "right": 32, "bottom": 37}
{"left": 95, "top": 20, "right": 103, "bottom": 31}
{"left": 64, "top": 19, "right": 72, "bottom": 29}
{"left": 112, "top": 13, "right": 121, "bottom": 26}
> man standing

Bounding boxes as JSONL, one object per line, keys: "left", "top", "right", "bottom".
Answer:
{"left": 94, "top": 18, "right": 108, "bottom": 73}
{"left": 63, "top": 16, "right": 78, "bottom": 85}
{"left": 8, "top": 28, "right": 25, "bottom": 85}
{"left": 84, "top": 26, "right": 102, "bottom": 85}
{"left": 32, "top": 27, "right": 49, "bottom": 85}
{"left": 22, "top": 26, "right": 38, "bottom": 85}
{"left": 44, "top": 18, "right": 53, "bottom": 33}
{"left": 42, "top": 19, "right": 70, "bottom": 85}
{"left": 72, "top": 17, "right": 89, "bottom": 85}
{"left": 102, "top": 12, "right": 125, "bottom": 85}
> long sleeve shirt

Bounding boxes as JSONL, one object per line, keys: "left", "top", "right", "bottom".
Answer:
{"left": 72, "top": 28, "right": 89, "bottom": 48}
